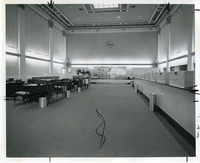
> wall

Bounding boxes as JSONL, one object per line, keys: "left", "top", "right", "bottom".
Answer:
{"left": 68, "top": 31, "right": 158, "bottom": 78}
{"left": 68, "top": 31, "right": 157, "bottom": 65}
{"left": 6, "top": 4, "right": 195, "bottom": 80}
{"left": 132, "top": 68, "right": 159, "bottom": 79}
{"left": 6, "top": 5, "right": 66, "bottom": 81}
{"left": 158, "top": 5, "right": 195, "bottom": 72}
{"left": 6, "top": 55, "right": 20, "bottom": 79}
{"left": 25, "top": 58, "right": 50, "bottom": 79}
{"left": 6, "top": 5, "right": 158, "bottom": 80}
{"left": 6, "top": 5, "right": 18, "bottom": 54}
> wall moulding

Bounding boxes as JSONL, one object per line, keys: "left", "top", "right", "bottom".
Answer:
{"left": 25, "top": 55, "right": 50, "bottom": 62}
{"left": 159, "top": 5, "right": 181, "bottom": 29}
{"left": 67, "top": 27, "right": 157, "bottom": 34}
{"left": 17, "top": 4, "right": 25, "bottom": 10}
{"left": 6, "top": 52, "right": 21, "bottom": 57}
{"left": 24, "top": 5, "right": 64, "bottom": 33}
{"left": 169, "top": 55, "right": 188, "bottom": 62}
{"left": 25, "top": 5, "right": 48, "bottom": 25}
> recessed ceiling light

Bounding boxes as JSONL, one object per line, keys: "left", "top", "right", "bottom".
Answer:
{"left": 98, "top": 17, "right": 100, "bottom": 19}
{"left": 138, "top": 15, "right": 141, "bottom": 17}
{"left": 118, "top": 16, "right": 120, "bottom": 18}
{"left": 69, "top": 6, "right": 72, "bottom": 8}
{"left": 78, "top": 18, "right": 80, "bottom": 20}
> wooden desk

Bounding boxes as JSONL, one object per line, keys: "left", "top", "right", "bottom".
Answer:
{"left": 22, "top": 84, "right": 51, "bottom": 101}
{"left": 6, "top": 81, "right": 24, "bottom": 96}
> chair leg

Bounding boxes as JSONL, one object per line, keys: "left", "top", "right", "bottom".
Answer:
{"left": 25, "top": 98, "right": 29, "bottom": 104}
{"left": 47, "top": 97, "right": 50, "bottom": 105}
{"left": 14, "top": 95, "right": 16, "bottom": 104}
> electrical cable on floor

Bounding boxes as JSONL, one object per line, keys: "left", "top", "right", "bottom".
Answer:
{"left": 95, "top": 108, "right": 106, "bottom": 149}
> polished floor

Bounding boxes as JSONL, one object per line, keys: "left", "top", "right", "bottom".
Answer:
{"left": 6, "top": 84, "right": 195, "bottom": 157}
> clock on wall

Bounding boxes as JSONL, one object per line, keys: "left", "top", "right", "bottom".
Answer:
{"left": 106, "top": 40, "right": 114, "bottom": 49}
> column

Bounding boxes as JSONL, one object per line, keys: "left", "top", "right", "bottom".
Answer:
{"left": 18, "top": 5, "right": 26, "bottom": 81}
{"left": 157, "top": 28, "right": 161, "bottom": 71}
{"left": 66, "top": 33, "right": 70, "bottom": 73}
{"left": 187, "top": 5, "right": 195, "bottom": 71}
{"left": 48, "top": 20, "right": 53, "bottom": 74}
{"left": 166, "top": 16, "right": 171, "bottom": 72}
{"left": 62, "top": 30, "right": 67, "bottom": 73}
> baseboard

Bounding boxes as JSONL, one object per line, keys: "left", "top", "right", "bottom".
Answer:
{"left": 138, "top": 90, "right": 150, "bottom": 103}
{"left": 155, "top": 105, "right": 195, "bottom": 148}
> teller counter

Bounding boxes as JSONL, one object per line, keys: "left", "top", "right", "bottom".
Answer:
{"left": 132, "top": 79, "right": 195, "bottom": 147}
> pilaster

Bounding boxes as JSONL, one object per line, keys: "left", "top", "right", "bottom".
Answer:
{"left": 18, "top": 6, "right": 26, "bottom": 81}
{"left": 167, "top": 16, "right": 171, "bottom": 72}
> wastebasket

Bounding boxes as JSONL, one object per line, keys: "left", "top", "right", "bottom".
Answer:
{"left": 78, "top": 87, "right": 81, "bottom": 93}
{"left": 74, "top": 85, "right": 78, "bottom": 93}
{"left": 39, "top": 97, "right": 47, "bottom": 108}
{"left": 67, "top": 90, "right": 70, "bottom": 98}
{"left": 150, "top": 93, "right": 156, "bottom": 112}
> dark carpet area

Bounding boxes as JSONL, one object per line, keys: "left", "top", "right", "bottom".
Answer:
{"left": 6, "top": 84, "right": 194, "bottom": 157}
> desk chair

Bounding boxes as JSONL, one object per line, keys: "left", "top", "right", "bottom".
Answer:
{"left": 72, "top": 80, "right": 78, "bottom": 93}
{"left": 14, "top": 86, "right": 31, "bottom": 104}
{"left": 53, "top": 81, "right": 65, "bottom": 97}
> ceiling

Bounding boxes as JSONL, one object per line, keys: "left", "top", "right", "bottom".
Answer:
{"left": 39, "top": 3, "right": 173, "bottom": 30}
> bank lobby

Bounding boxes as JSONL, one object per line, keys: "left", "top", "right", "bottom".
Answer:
{"left": 1, "top": 1, "right": 200, "bottom": 163}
